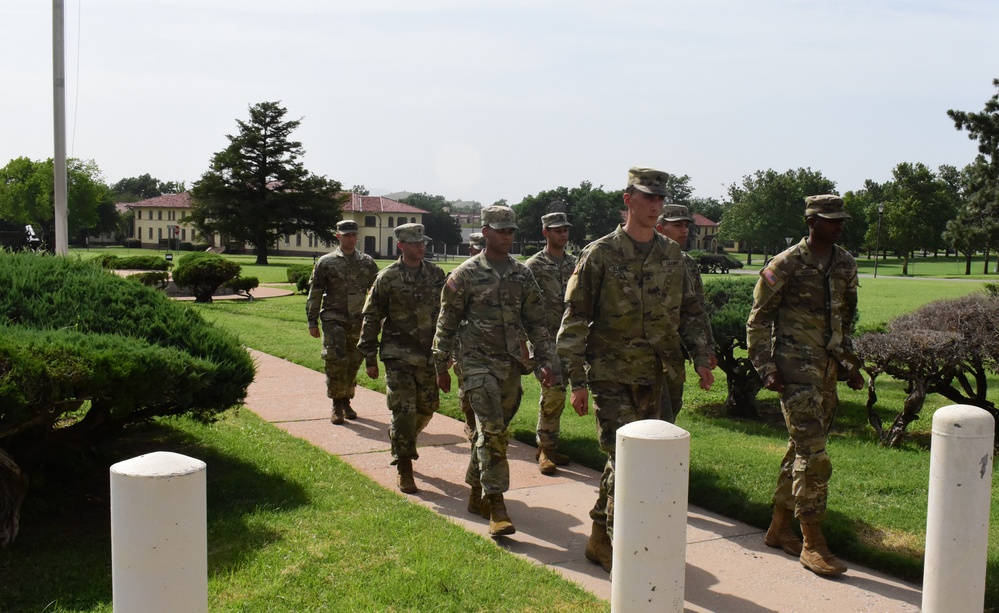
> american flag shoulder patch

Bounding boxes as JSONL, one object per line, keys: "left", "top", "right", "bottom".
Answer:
{"left": 446, "top": 275, "right": 462, "bottom": 293}
{"left": 761, "top": 267, "right": 780, "bottom": 287}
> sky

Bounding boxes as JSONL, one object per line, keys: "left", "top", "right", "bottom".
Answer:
{"left": 3, "top": 0, "right": 998, "bottom": 207}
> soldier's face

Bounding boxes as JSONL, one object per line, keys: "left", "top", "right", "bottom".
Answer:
{"left": 656, "top": 220, "right": 689, "bottom": 245}
{"left": 398, "top": 240, "right": 425, "bottom": 263}
{"left": 483, "top": 226, "right": 515, "bottom": 255}
{"left": 337, "top": 232, "right": 359, "bottom": 252}
{"left": 624, "top": 191, "right": 665, "bottom": 229}
{"left": 543, "top": 226, "right": 569, "bottom": 249}
{"left": 811, "top": 217, "right": 845, "bottom": 244}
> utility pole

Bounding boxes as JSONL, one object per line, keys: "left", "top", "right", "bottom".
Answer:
{"left": 52, "top": 0, "right": 69, "bottom": 255}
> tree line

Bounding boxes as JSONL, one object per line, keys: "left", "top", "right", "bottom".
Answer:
{"left": 3, "top": 80, "right": 999, "bottom": 271}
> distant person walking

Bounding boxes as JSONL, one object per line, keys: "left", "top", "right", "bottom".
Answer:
{"left": 655, "top": 204, "right": 717, "bottom": 422}
{"left": 358, "top": 223, "right": 446, "bottom": 494}
{"left": 747, "top": 194, "right": 864, "bottom": 577}
{"left": 525, "top": 212, "right": 576, "bottom": 474}
{"left": 558, "top": 167, "right": 714, "bottom": 572}
{"left": 307, "top": 219, "right": 379, "bottom": 425}
{"left": 433, "top": 206, "right": 556, "bottom": 536}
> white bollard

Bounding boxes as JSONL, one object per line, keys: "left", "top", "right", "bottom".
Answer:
{"left": 111, "top": 452, "right": 208, "bottom": 613}
{"left": 922, "top": 405, "right": 994, "bottom": 613}
{"left": 612, "top": 419, "right": 689, "bottom": 613}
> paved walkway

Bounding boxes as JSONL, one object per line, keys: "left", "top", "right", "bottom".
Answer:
{"left": 243, "top": 350, "right": 923, "bottom": 612}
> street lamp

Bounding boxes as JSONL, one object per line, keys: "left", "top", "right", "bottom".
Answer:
{"left": 874, "top": 203, "right": 885, "bottom": 278}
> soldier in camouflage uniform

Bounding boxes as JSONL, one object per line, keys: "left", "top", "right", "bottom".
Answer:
{"left": 558, "top": 167, "right": 715, "bottom": 573}
{"left": 526, "top": 212, "right": 576, "bottom": 475}
{"left": 454, "top": 232, "right": 486, "bottom": 441}
{"left": 746, "top": 194, "right": 864, "bottom": 577}
{"left": 433, "top": 206, "right": 556, "bottom": 536}
{"left": 307, "top": 219, "right": 380, "bottom": 425}
{"left": 358, "top": 224, "right": 446, "bottom": 494}
{"left": 655, "top": 204, "right": 717, "bottom": 423}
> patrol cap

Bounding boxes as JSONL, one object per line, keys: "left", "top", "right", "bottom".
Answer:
{"left": 468, "top": 232, "right": 485, "bottom": 251}
{"left": 804, "top": 195, "right": 851, "bottom": 220}
{"left": 541, "top": 212, "right": 572, "bottom": 228}
{"left": 482, "top": 205, "right": 519, "bottom": 230}
{"left": 336, "top": 219, "right": 359, "bottom": 234}
{"left": 627, "top": 166, "right": 671, "bottom": 196}
{"left": 658, "top": 204, "right": 694, "bottom": 224}
{"left": 395, "top": 223, "right": 432, "bottom": 243}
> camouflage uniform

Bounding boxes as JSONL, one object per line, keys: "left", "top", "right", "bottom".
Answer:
{"left": 306, "top": 244, "right": 379, "bottom": 402}
{"left": 558, "top": 224, "right": 710, "bottom": 534}
{"left": 747, "top": 237, "right": 859, "bottom": 522}
{"left": 433, "top": 252, "right": 554, "bottom": 496}
{"left": 525, "top": 235, "right": 576, "bottom": 453}
{"left": 455, "top": 232, "right": 486, "bottom": 441}
{"left": 659, "top": 250, "right": 716, "bottom": 422}
{"left": 358, "top": 251, "right": 446, "bottom": 463}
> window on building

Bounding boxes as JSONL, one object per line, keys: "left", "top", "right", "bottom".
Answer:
{"left": 136, "top": 210, "right": 142, "bottom": 220}
{"left": 182, "top": 229, "right": 187, "bottom": 241}
{"left": 364, "top": 216, "right": 376, "bottom": 227}
{"left": 158, "top": 228, "right": 162, "bottom": 240}
{"left": 137, "top": 226, "right": 142, "bottom": 238}
{"left": 158, "top": 211, "right": 163, "bottom": 220}
{"left": 148, "top": 227, "right": 153, "bottom": 239}
{"left": 388, "top": 217, "right": 394, "bottom": 227}
{"left": 387, "top": 237, "right": 394, "bottom": 255}
{"left": 296, "top": 233, "right": 302, "bottom": 247}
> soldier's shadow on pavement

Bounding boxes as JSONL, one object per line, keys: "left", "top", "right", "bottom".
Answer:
{"left": 684, "top": 564, "right": 781, "bottom": 613}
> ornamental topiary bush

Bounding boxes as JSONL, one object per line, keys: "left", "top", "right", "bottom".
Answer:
{"left": 0, "top": 252, "right": 255, "bottom": 547}
{"left": 172, "top": 251, "right": 242, "bottom": 303}
{"left": 703, "top": 276, "right": 762, "bottom": 418}
{"left": 287, "top": 264, "right": 313, "bottom": 294}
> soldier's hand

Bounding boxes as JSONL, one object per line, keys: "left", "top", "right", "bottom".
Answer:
{"left": 847, "top": 370, "right": 865, "bottom": 391}
{"left": 707, "top": 354, "right": 718, "bottom": 370}
{"left": 539, "top": 367, "right": 555, "bottom": 388}
{"left": 762, "top": 372, "right": 784, "bottom": 392}
{"left": 308, "top": 326, "right": 320, "bottom": 339}
{"left": 366, "top": 365, "right": 379, "bottom": 379}
{"left": 436, "top": 373, "right": 452, "bottom": 393}
{"left": 696, "top": 365, "right": 714, "bottom": 391}
{"left": 571, "top": 388, "right": 589, "bottom": 417}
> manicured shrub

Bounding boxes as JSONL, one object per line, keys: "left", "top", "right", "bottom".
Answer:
{"left": 94, "top": 254, "right": 169, "bottom": 271}
{"left": 703, "top": 276, "right": 762, "bottom": 418}
{"left": 0, "top": 252, "right": 254, "bottom": 546}
{"left": 130, "top": 271, "right": 170, "bottom": 288}
{"left": 224, "top": 276, "right": 259, "bottom": 300}
{"left": 172, "top": 252, "right": 241, "bottom": 303}
{"left": 121, "top": 238, "right": 141, "bottom": 248}
{"left": 287, "top": 264, "right": 314, "bottom": 294}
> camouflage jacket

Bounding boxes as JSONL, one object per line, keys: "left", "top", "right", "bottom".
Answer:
{"left": 358, "top": 258, "right": 446, "bottom": 369}
{"left": 433, "top": 252, "right": 554, "bottom": 380}
{"left": 557, "top": 224, "right": 710, "bottom": 390}
{"left": 525, "top": 248, "right": 577, "bottom": 336}
{"left": 682, "top": 251, "right": 716, "bottom": 353}
{"left": 746, "top": 238, "right": 860, "bottom": 382}
{"left": 305, "top": 248, "right": 379, "bottom": 327}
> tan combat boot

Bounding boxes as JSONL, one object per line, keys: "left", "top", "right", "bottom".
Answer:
{"left": 330, "top": 400, "right": 345, "bottom": 425}
{"left": 397, "top": 459, "right": 417, "bottom": 494}
{"left": 468, "top": 486, "right": 483, "bottom": 514}
{"left": 764, "top": 505, "right": 802, "bottom": 556}
{"left": 800, "top": 521, "right": 848, "bottom": 576}
{"left": 585, "top": 521, "right": 613, "bottom": 573}
{"left": 483, "top": 493, "right": 516, "bottom": 536}
{"left": 548, "top": 449, "right": 571, "bottom": 466}
{"left": 343, "top": 399, "right": 358, "bottom": 420}
{"left": 536, "top": 448, "right": 557, "bottom": 475}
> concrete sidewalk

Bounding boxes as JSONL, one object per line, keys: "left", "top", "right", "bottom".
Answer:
{"left": 244, "top": 349, "right": 922, "bottom": 612}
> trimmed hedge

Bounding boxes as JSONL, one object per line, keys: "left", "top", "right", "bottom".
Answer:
{"left": 172, "top": 252, "right": 242, "bottom": 303}
{"left": 287, "top": 264, "right": 313, "bottom": 294}
{"left": 93, "top": 254, "right": 169, "bottom": 271}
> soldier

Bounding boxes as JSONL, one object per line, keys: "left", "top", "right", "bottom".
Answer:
{"left": 358, "top": 223, "right": 446, "bottom": 494}
{"left": 455, "top": 232, "right": 486, "bottom": 440}
{"left": 525, "top": 212, "right": 576, "bottom": 474}
{"left": 558, "top": 167, "right": 714, "bottom": 572}
{"left": 655, "top": 204, "right": 717, "bottom": 423}
{"left": 433, "top": 205, "right": 556, "bottom": 536}
{"left": 307, "top": 219, "right": 380, "bottom": 425}
{"left": 746, "top": 194, "right": 864, "bottom": 577}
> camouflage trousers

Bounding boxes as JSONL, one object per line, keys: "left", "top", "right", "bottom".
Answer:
{"left": 658, "top": 359, "right": 686, "bottom": 424}
{"left": 589, "top": 381, "right": 660, "bottom": 538}
{"left": 384, "top": 360, "right": 439, "bottom": 463}
{"left": 463, "top": 365, "right": 523, "bottom": 495}
{"left": 772, "top": 358, "right": 839, "bottom": 522}
{"left": 535, "top": 383, "right": 567, "bottom": 451}
{"left": 321, "top": 319, "right": 363, "bottom": 400}
{"left": 454, "top": 361, "right": 476, "bottom": 441}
